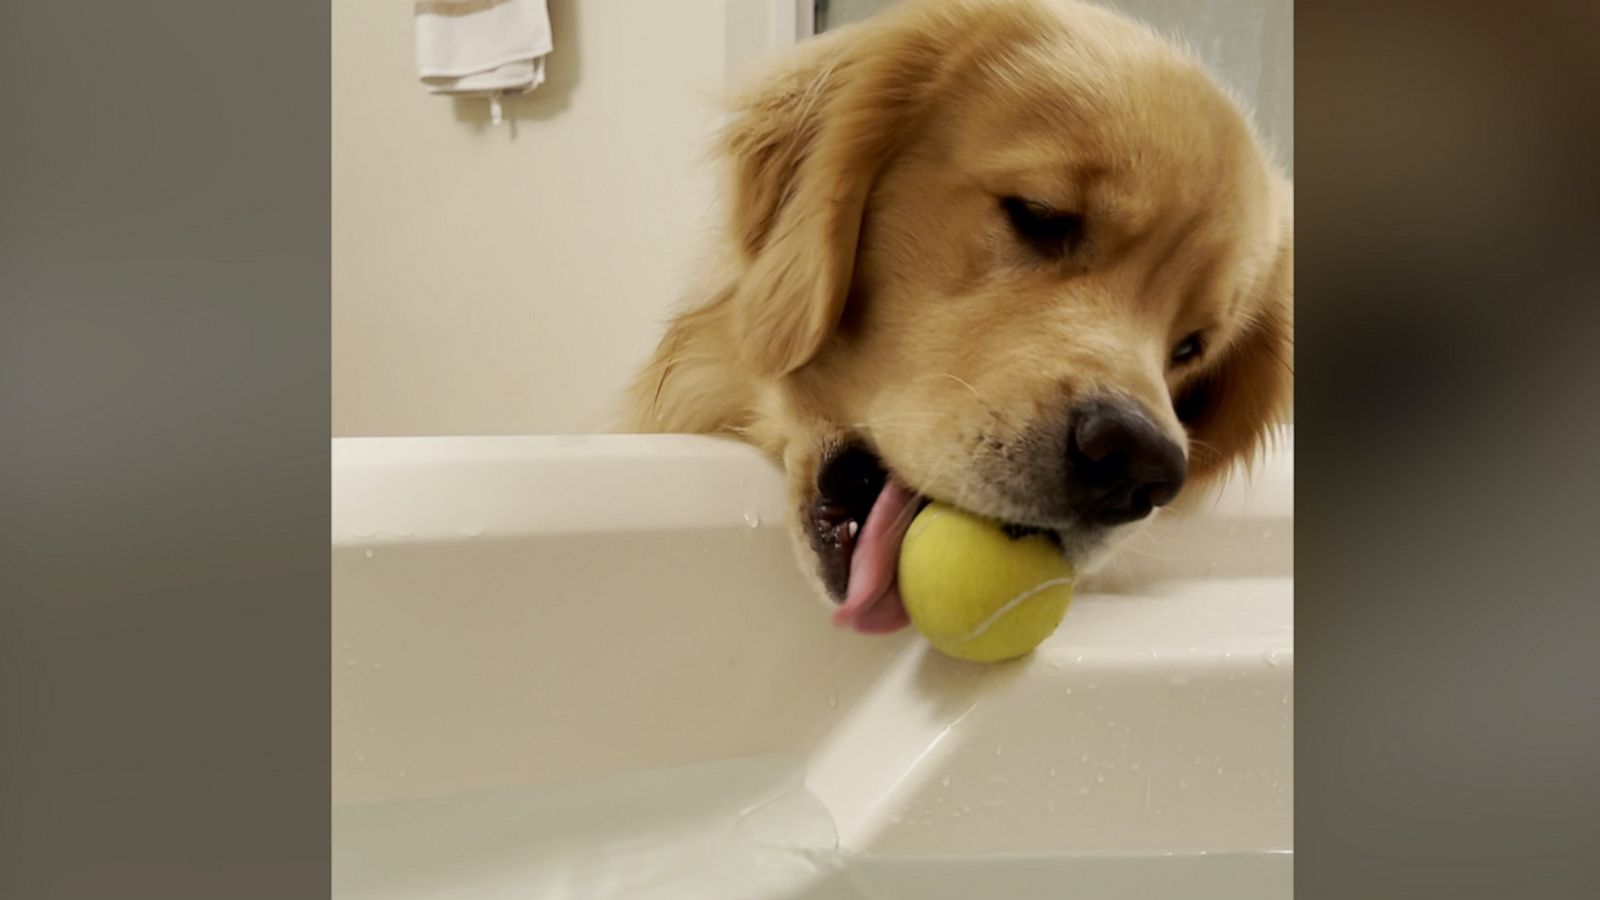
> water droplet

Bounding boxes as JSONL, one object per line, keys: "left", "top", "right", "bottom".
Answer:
{"left": 743, "top": 512, "right": 761, "bottom": 528}
{"left": 941, "top": 774, "right": 951, "bottom": 788}
{"left": 345, "top": 658, "right": 357, "bottom": 668}
{"left": 1080, "top": 752, "right": 1090, "bottom": 763}
{"left": 1064, "top": 686, "right": 1072, "bottom": 695}
{"left": 960, "top": 804, "right": 971, "bottom": 814}
{"left": 1261, "top": 528, "right": 1273, "bottom": 539}
{"left": 1048, "top": 765, "right": 1058, "bottom": 778}
{"left": 370, "top": 661, "right": 383, "bottom": 670}
{"left": 1096, "top": 773, "right": 1106, "bottom": 783}
{"left": 1078, "top": 787, "right": 1091, "bottom": 796}
{"left": 994, "top": 744, "right": 1003, "bottom": 757}
{"left": 1130, "top": 762, "right": 1142, "bottom": 771}
{"left": 355, "top": 754, "right": 366, "bottom": 764}
{"left": 1264, "top": 650, "right": 1282, "bottom": 667}
{"left": 398, "top": 768, "right": 407, "bottom": 779}
{"left": 363, "top": 549, "right": 373, "bottom": 559}
{"left": 950, "top": 809, "right": 963, "bottom": 819}
{"left": 1046, "top": 800, "right": 1057, "bottom": 813}
{"left": 1216, "top": 766, "right": 1225, "bottom": 775}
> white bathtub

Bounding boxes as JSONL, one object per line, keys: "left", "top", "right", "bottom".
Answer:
{"left": 332, "top": 430, "right": 1292, "bottom": 899}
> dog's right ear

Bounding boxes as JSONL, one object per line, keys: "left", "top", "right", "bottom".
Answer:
{"left": 1177, "top": 185, "right": 1294, "bottom": 483}
{"left": 720, "top": 15, "right": 958, "bottom": 378}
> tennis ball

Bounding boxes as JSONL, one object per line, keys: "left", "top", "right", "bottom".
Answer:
{"left": 897, "top": 502, "right": 1075, "bottom": 663}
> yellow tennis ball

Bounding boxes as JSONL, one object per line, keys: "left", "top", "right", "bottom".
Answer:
{"left": 897, "top": 502, "right": 1075, "bottom": 663}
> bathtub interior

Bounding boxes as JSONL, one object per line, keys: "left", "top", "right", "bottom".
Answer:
{"left": 332, "top": 430, "right": 1293, "bottom": 899}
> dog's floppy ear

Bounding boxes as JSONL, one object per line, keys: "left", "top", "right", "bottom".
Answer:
{"left": 1178, "top": 194, "right": 1294, "bottom": 482}
{"left": 720, "top": 18, "right": 951, "bottom": 377}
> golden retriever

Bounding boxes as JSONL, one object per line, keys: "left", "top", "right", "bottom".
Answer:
{"left": 624, "top": 0, "right": 1292, "bottom": 633}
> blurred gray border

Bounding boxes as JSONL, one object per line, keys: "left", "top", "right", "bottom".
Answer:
{"left": 1, "top": 3, "right": 329, "bottom": 898}
{"left": 1296, "top": 1, "right": 1600, "bottom": 897}
{"left": 5, "top": 1, "right": 1600, "bottom": 898}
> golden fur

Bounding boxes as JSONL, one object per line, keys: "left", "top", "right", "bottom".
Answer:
{"left": 625, "top": 0, "right": 1292, "bottom": 600}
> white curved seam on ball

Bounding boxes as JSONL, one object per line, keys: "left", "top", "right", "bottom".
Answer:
{"left": 959, "top": 575, "right": 1077, "bottom": 641}
{"left": 908, "top": 508, "right": 943, "bottom": 539}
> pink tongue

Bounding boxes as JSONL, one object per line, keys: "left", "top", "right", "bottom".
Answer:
{"left": 830, "top": 479, "right": 919, "bottom": 634}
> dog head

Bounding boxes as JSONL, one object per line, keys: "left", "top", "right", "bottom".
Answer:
{"left": 659, "top": 0, "right": 1291, "bottom": 630}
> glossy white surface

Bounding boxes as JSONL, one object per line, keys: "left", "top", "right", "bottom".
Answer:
{"left": 332, "top": 430, "right": 1292, "bottom": 897}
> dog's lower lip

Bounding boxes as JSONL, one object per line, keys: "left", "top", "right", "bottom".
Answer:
{"left": 809, "top": 442, "right": 890, "bottom": 602}
{"left": 810, "top": 441, "right": 1063, "bottom": 605}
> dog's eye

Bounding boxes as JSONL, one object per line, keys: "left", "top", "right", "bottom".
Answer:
{"left": 1000, "top": 196, "right": 1084, "bottom": 256}
{"left": 1170, "top": 332, "right": 1205, "bottom": 367}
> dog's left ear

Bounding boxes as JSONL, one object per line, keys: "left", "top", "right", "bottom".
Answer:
{"left": 1178, "top": 189, "right": 1294, "bottom": 482}
{"left": 722, "top": 12, "right": 965, "bottom": 377}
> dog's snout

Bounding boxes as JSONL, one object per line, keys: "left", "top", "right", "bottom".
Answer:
{"left": 1067, "top": 399, "right": 1187, "bottom": 526}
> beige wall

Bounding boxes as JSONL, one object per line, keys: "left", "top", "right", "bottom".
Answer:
{"left": 333, "top": 0, "right": 730, "bottom": 435}
{"left": 335, "top": 1, "right": 1290, "bottom": 436}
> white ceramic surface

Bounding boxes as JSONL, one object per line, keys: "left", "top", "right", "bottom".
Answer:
{"left": 332, "top": 430, "right": 1292, "bottom": 898}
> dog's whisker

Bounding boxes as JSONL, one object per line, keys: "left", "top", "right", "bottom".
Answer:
{"left": 1186, "top": 437, "right": 1223, "bottom": 462}
{"left": 847, "top": 414, "right": 944, "bottom": 434}
{"left": 1114, "top": 541, "right": 1179, "bottom": 562}
{"left": 945, "top": 442, "right": 990, "bottom": 520}
{"left": 933, "top": 372, "right": 984, "bottom": 399}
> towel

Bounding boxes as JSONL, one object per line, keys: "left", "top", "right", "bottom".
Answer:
{"left": 414, "top": 0, "right": 553, "bottom": 122}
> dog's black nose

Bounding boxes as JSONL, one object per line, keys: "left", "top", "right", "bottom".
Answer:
{"left": 1067, "top": 398, "right": 1187, "bottom": 526}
